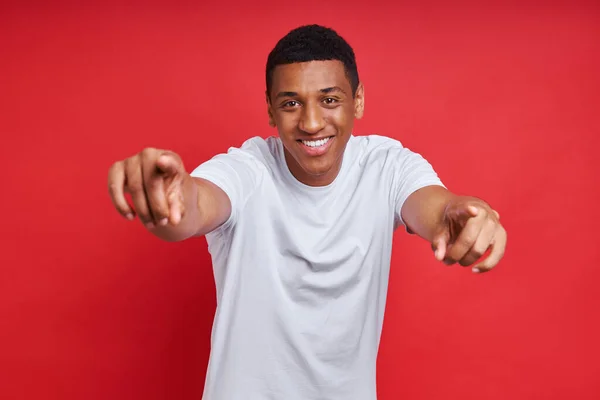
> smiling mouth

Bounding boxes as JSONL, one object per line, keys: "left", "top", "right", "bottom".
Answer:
{"left": 297, "top": 136, "right": 333, "bottom": 148}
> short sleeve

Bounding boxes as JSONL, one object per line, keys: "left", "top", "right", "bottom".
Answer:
{"left": 190, "top": 145, "right": 264, "bottom": 233}
{"left": 391, "top": 147, "right": 445, "bottom": 229}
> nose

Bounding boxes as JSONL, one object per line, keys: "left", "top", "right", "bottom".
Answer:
{"left": 298, "top": 102, "right": 325, "bottom": 134}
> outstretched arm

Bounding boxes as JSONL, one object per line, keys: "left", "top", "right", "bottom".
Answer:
{"left": 401, "top": 185, "right": 507, "bottom": 273}
{"left": 108, "top": 148, "right": 232, "bottom": 242}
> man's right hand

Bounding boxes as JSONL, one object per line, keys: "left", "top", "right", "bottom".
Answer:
{"left": 108, "top": 148, "right": 190, "bottom": 229}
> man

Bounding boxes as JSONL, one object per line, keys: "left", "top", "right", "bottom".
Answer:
{"left": 108, "top": 25, "right": 506, "bottom": 400}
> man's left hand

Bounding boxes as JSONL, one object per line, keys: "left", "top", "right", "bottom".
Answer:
{"left": 431, "top": 197, "right": 507, "bottom": 273}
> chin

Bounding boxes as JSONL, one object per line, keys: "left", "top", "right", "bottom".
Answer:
{"left": 301, "top": 161, "right": 334, "bottom": 177}
{"left": 303, "top": 167, "right": 329, "bottom": 177}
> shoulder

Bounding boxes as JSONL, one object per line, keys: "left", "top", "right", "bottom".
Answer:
{"left": 222, "top": 135, "right": 278, "bottom": 164}
{"left": 233, "top": 135, "right": 288, "bottom": 177}
{"left": 351, "top": 134, "right": 413, "bottom": 166}
{"left": 352, "top": 134, "right": 404, "bottom": 151}
{"left": 236, "top": 135, "right": 280, "bottom": 162}
{"left": 200, "top": 136, "right": 278, "bottom": 173}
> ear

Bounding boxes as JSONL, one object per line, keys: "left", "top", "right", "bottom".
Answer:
{"left": 266, "top": 91, "right": 276, "bottom": 127}
{"left": 354, "top": 82, "right": 365, "bottom": 120}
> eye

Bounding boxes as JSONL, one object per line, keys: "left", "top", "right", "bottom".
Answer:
{"left": 323, "top": 97, "right": 338, "bottom": 105}
{"left": 282, "top": 100, "right": 300, "bottom": 108}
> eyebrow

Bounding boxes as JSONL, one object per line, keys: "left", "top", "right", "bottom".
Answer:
{"left": 275, "top": 86, "right": 346, "bottom": 99}
{"left": 320, "top": 86, "right": 346, "bottom": 95}
{"left": 275, "top": 91, "right": 298, "bottom": 99}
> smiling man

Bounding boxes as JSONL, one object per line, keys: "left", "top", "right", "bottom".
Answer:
{"left": 266, "top": 58, "right": 360, "bottom": 187}
{"left": 108, "top": 24, "right": 506, "bottom": 400}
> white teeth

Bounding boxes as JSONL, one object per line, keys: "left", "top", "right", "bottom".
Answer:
{"left": 301, "top": 137, "right": 331, "bottom": 148}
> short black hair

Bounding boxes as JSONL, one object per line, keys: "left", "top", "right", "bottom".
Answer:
{"left": 265, "top": 24, "right": 360, "bottom": 98}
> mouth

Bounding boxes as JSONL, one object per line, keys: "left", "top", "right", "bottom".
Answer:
{"left": 296, "top": 136, "right": 334, "bottom": 156}
{"left": 298, "top": 136, "right": 332, "bottom": 147}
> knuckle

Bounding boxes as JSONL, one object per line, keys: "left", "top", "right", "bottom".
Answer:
{"left": 107, "top": 161, "right": 123, "bottom": 180}
{"left": 128, "top": 183, "right": 144, "bottom": 194}
{"left": 458, "top": 234, "right": 476, "bottom": 248}
{"left": 171, "top": 152, "right": 183, "bottom": 165}
{"left": 108, "top": 182, "right": 121, "bottom": 195}
{"left": 109, "top": 159, "right": 123, "bottom": 169}
{"left": 124, "top": 153, "right": 138, "bottom": 165}
{"left": 141, "top": 147, "right": 157, "bottom": 159}
{"left": 123, "top": 157, "right": 137, "bottom": 175}
{"left": 473, "top": 242, "right": 488, "bottom": 257}
{"left": 126, "top": 176, "right": 144, "bottom": 192}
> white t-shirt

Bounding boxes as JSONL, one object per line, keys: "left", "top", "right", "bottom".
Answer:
{"left": 191, "top": 134, "right": 444, "bottom": 400}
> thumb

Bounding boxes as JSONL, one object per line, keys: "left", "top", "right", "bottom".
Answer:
{"left": 156, "top": 153, "right": 184, "bottom": 176}
{"left": 448, "top": 203, "right": 479, "bottom": 222}
{"left": 431, "top": 228, "right": 450, "bottom": 261}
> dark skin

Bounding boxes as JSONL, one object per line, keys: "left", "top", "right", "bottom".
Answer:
{"left": 267, "top": 60, "right": 364, "bottom": 187}
{"left": 266, "top": 60, "right": 506, "bottom": 272}
{"left": 107, "top": 59, "right": 506, "bottom": 272}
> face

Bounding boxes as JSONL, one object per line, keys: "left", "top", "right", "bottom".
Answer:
{"left": 267, "top": 60, "right": 364, "bottom": 187}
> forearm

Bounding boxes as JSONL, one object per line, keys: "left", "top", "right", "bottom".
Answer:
{"left": 401, "top": 186, "right": 456, "bottom": 242}
{"left": 401, "top": 185, "right": 497, "bottom": 245}
{"left": 151, "top": 176, "right": 232, "bottom": 242}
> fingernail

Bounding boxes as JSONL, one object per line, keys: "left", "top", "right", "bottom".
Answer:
{"left": 160, "top": 218, "right": 168, "bottom": 226}
{"left": 125, "top": 213, "right": 134, "bottom": 220}
{"left": 146, "top": 222, "right": 154, "bottom": 229}
{"left": 472, "top": 267, "right": 481, "bottom": 273}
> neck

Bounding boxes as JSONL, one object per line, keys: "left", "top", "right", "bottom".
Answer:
{"left": 283, "top": 148, "right": 343, "bottom": 187}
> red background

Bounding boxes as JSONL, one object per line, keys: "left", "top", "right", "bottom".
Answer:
{"left": 2, "top": 1, "right": 599, "bottom": 399}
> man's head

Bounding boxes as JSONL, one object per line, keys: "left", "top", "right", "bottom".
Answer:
{"left": 265, "top": 25, "right": 365, "bottom": 187}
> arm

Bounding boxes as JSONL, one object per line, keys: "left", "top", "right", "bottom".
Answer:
{"left": 150, "top": 176, "right": 232, "bottom": 242}
{"left": 400, "top": 185, "right": 456, "bottom": 242}
{"left": 108, "top": 149, "right": 232, "bottom": 242}
{"left": 400, "top": 185, "right": 507, "bottom": 273}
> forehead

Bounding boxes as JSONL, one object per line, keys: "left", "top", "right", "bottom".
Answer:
{"left": 270, "top": 60, "right": 351, "bottom": 94}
